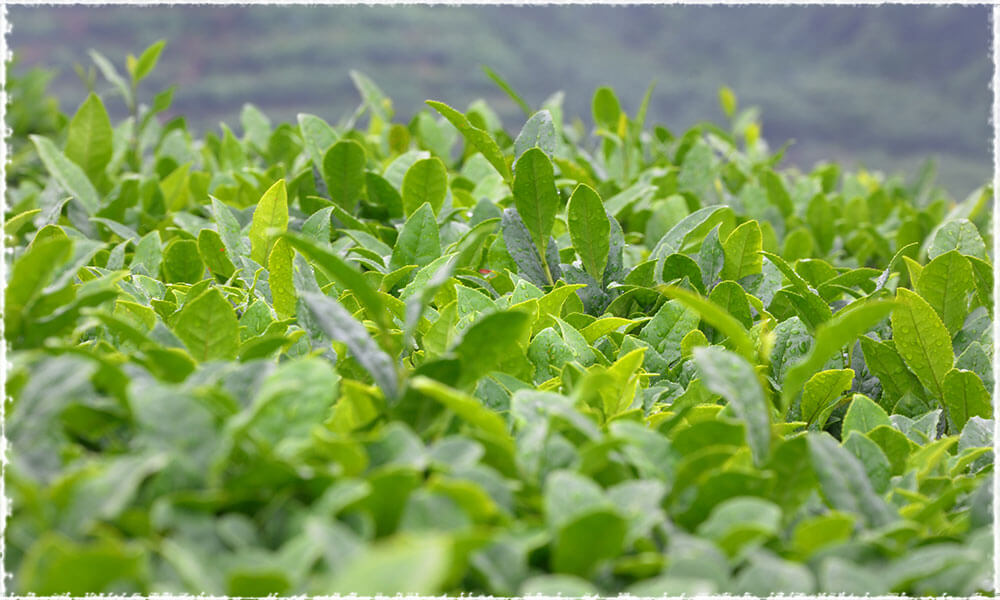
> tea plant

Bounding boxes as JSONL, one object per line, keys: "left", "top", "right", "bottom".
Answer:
{"left": 4, "top": 42, "right": 994, "bottom": 595}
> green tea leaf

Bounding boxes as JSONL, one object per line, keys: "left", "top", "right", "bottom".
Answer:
{"left": 841, "top": 394, "right": 891, "bottom": 437}
{"left": 65, "top": 93, "right": 113, "bottom": 185}
{"left": 426, "top": 100, "right": 512, "bottom": 183}
{"left": 660, "top": 285, "right": 755, "bottom": 362}
{"left": 780, "top": 298, "right": 895, "bottom": 415}
{"left": 592, "top": 86, "right": 622, "bottom": 131}
{"left": 249, "top": 179, "right": 288, "bottom": 265}
{"left": 721, "top": 220, "right": 763, "bottom": 281}
{"left": 173, "top": 287, "right": 240, "bottom": 361}
{"left": 283, "top": 232, "right": 391, "bottom": 336}
{"left": 807, "top": 432, "right": 894, "bottom": 527}
{"left": 927, "top": 219, "right": 987, "bottom": 261}
{"left": 513, "top": 147, "right": 559, "bottom": 262}
{"left": 452, "top": 310, "right": 532, "bottom": 388}
{"left": 162, "top": 239, "right": 205, "bottom": 283}
{"left": 391, "top": 202, "right": 441, "bottom": 270}
{"left": 30, "top": 135, "right": 100, "bottom": 214}
{"left": 402, "top": 157, "right": 448, "bottom": 216}
{"left": 301, "top": 290, "right": 398, "bottom": 400}
{"left": 298, "top": 113, "right": 339, "bottom": 169}
{"left": 693, "top": 346, "right": 771, "bottom": 465}
{"left": 916, "top": 250, "right": 974, "bottom": 334}
{"left": 268, "top": 238, "right": 296, "bottom": 319}
{"left": 891, "top": 288, "right": 953, "bottom": 401}
{"left": 942, "top": 369, "right": 991, "bottom": 430}
{"left": 567, "top": 184, "right": 610, "bottom": 281}
{"left": 130, "top": 39, "right": 165, "bottom": 82}
{"left": 323, "top": 139, "right": 367, "bottom": 213}
{"left": 800, "top": 369, "right": 854, "bottom": 429}
{"left": 514, "top": 110, "right": 557, "bottom": 158}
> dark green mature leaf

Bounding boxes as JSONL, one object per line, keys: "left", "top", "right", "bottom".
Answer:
{"left": 323, "top": 139, "right": 367, "bottom": 213}
{"left": 859, "top": 337, "right": 926, "bottom": 406}
{"left": 567, "top": 184, "right": 610, "bottom": 281}
{"left": 916, "top": 250, "right": 974, "bottom": 334}
{"left": 501, "top": 208, "right": 552, "bottom": 289}
{"left": 652, "top": 205, "right": 735, "bottom": 258}
{"left": 513, "top": 147, "right": 559, "bottom": 265}
{"left": 942, "top": 369, "right": 991, "bottom": 430}
{"left": 892, "top": 288, "right": 953, "bottom": 401}
{"left": 693, "top": 346, "right": 771, "bottom": 465}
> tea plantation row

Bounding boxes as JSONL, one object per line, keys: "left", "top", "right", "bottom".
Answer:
{"left": 5, "top": 43, "right": 994, "bottom": 595}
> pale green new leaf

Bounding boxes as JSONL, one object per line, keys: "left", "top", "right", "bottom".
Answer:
{"left": 65, "top": 93, "right": 113, "bottom": 185}
{"left": 248, "top": 179, "right": 288, "bottom": 265}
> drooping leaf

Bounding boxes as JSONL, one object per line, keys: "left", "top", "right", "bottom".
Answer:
{"left": 31, "top": 135, "right": 101, "bottom": 214}
{"left": 426, "top": 100, "right": 512, "bottom": 183}
{"left": 807, "top": 432, "right": 895, "bottom": 527}
{"left": 301, "top": 291, "right": 398, "bottom": 400}
{"left": 780, "top": 299, "right": 895, "bottom": 415}
{"left": 693, "top": 346, "right": 771, "bottom": 465}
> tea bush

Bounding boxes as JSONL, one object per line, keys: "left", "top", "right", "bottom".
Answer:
{"left": 5, "top": 42, "right": 994, "bottom": 595}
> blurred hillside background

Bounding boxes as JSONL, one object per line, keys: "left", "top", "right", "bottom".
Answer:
{"left": 7, "top": 5, "right": 991, "bottom": 197}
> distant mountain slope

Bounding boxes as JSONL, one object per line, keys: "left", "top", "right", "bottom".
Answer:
{"left": 8, "top": 5, "right": 991, "bottom": 195}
